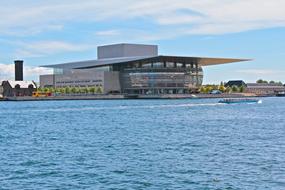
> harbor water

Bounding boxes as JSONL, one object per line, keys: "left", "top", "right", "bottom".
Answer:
{"left": 0, "top": 98, "right": 284, "bottom": 189}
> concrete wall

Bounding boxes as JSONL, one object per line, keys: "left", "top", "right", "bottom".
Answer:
{"left": 103, "top": 71, "right": 121, "bottom": 93}
{"left": 97, "top": 44, "right": 158, "bottom": 59}
{"left": 40, "top": 75, "right": 54, "bottom": 87}
{"left": 40, "top": 70, "right": 121, "bottom": 94}
{"left": 54, "top": 70, "right": 104, "bottom": 88}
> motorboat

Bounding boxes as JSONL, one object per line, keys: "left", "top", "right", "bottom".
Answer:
{"left": 219, "top": 98, "right": 262, "bottom": 104}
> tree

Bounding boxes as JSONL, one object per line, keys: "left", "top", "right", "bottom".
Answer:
{"left": 96, "top": 86, "right": 103, "bottom": 94}
{"left": 218, "top": 85, "right": 226, "bottom": 92}
{"left": 71, "top": 87, "right": 77, "bottom": 94}
{"left": 231, "top": 85, "right": 238, "bottom": 92}
{"left": 199, "top": 86, "right": 206, "bottom": 93}
{"left": 225, "top": 87, "right": 231, "bottom": 93}
{"left": 50, "top": 88, "right": 55, "bottom": 93}
{"left": 257, "top": 79, "right": 268, "bottom": 84}
{"left": 65, "top": 87, "right": 70, "bottom": 94}
{"left": 239, "top": 85, "right": 244, "bottom": 93}
{"left": 43, "top": 87, "right": 50, "bottom": 92}
{"left": 89, "top": 87, "right": 96, "bottom": 94}
{"left": 82, "top": 87, "right": 89, "bottom": 94}
{"left": 75, "top": 87, "right": 81, "bottom": 94}
{"left": 205, "top": 86, "right": 213, "bottom": 93}
{"left": 55, "top": 88, "right": 61, "bottom": 93}
{"left": 59, "top": 88, "right": 65, "bottom": 94}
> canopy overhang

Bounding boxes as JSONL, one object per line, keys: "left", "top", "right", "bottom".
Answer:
{"left": 41, "top": 55, "right": 251, "bottom": 69}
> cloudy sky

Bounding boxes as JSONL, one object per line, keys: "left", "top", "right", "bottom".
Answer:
{"left": 0, "top": 0, "right": 285, "bottom": 83}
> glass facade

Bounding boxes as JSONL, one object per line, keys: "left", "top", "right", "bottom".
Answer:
{"left": 48, "top": 59, "right": 204, "bottom": 95}
{"left": 119, "top": 61, "right": 203, "bottom": 94}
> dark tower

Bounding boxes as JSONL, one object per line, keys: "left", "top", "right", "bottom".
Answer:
{"left": 15, "top": 60, "right": 24, "bottom": 81}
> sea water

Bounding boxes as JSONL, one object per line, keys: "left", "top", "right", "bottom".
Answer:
{"left": 0, "top": 98, "right": 284, "bottom": 189}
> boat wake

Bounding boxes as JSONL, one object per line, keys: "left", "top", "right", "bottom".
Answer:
{"left": 26, "top": 102, "right": 225, "bottom": 113}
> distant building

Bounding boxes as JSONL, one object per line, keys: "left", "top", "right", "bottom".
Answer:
{"left": 0, "top": 60, "right": 37, "bottom": 97}
{"left": 0, "top": 83, "right": 3, "bottom": 98}
{"left": 245, "top": 83, "right": 285, "bottom": 95}
{"left": 225, "top": 80, "right": 246, "bottom": 87}
{"left": 40, "top": 43, "right": 249, "bottom": 95}
{"left": 1, "top": 80, "right": 36, "bottom": 97}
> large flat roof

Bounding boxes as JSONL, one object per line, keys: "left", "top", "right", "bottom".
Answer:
{"left": 42, "top": 55, "right": 250, "bottom": 69}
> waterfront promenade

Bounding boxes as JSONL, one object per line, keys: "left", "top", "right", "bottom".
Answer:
{"left": 1, "top": 93, "right": 259, "bottom": 101}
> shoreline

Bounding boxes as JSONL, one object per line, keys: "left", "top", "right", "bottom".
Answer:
{"left": 0, "top": 93, "right": 274, "bottom": 101}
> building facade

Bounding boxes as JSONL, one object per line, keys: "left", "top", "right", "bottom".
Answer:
{"left": 40, "top": 43, "right": 249, "bottom": 95}
{"left": 245, "top": 83, "right": 285, "bottom": 95}
{"left": 1, "top": 80, "right": 36, "bottom": 97}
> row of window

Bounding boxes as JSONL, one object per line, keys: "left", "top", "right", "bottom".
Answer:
{"left": 127, "top": 62, "right": 199, "bottom": 69}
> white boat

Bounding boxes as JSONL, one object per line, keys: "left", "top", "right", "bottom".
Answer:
{"left": 219, "top": 98, "right": 262, "bottom": 104}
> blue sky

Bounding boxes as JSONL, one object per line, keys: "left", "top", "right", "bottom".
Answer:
{"left": 0, "top": 0, "right": 285, "bottom": 84}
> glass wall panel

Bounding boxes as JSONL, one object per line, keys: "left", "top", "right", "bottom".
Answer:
{"left": 142, "top": 63, "right": 152, "bottom": 68}
{"left": 153, "top": 62, "right": 163, "bottom": 68}
{"left": 166, "top": 62, "right": 174, "bottom": 68}
{"left": 176, "top": 63, "right": 183, "bottom": 68}
{"left": 121, "top": 62, "right": 203, "bottom": 94}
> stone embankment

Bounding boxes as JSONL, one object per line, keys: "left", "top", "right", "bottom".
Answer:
{"left": 2, "top": 93, "right": 261, "bottom": 101}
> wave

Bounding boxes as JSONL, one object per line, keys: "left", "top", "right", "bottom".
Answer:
{"left": 21, "top": 102, "right": 225, "bottom": 113}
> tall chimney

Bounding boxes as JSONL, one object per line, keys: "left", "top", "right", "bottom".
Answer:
{"left": 15, "top": 60, "right": 24, "bottom": 81}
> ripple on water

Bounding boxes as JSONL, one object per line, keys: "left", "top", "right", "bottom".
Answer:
{"left": 0, "top": 98, "right": 285, "bottom": 189}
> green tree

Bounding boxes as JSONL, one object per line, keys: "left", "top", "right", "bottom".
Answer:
{"left": 50, "top": 88, "right": 55, "bottom": 93}
{"left": 75, "top": 87, "right": 81, "bottom": 94}
{"left": 43, "top": 87, "right": 49, "bottom": 92}
{"left": 257, "top": 79, "right": 268, "bottom": 84}
{"left": 55, "top": 88, "right": 61, "bottom": 93}
{"left": 71, "top": 87, "right": 77, "bottom": 94}
{"left": 82, "top": 87, "right": 88, "bottom": 94}
{"left": 96, "top": 86, "right": 103, "bottom": 94}
{"left": 59, "top": 88, "right": 65, "bottom": 94}
{"left": 89, "top": 87, "right": 96, "bottom": 94}
{"left": 199, "top": 86, "right": 206, "bottom": 93}
{"left": 65, "top": 87, "right": 70, "bottom": 94}
{"left": 205, "top": 86, "right": 213, "bottom": 93}
{"left": 225, "top": 87, "right": 232, "bottom": 93}
{"left": 218, "top": 85, "right": 226, "bottom": 92}
{"left": 239, "top": 85, "right": 244, "bottom": 93}
{"left": 231, "top": 85, "right": 238, "bottom": 92}
{"left": 37, "top": 87, "right": 43, "bottom": 93}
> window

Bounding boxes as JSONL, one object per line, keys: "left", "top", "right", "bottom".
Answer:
{"left": 142, "top": 63, "right": 152, "bottom": 68}
{"left": 166, "top": 62, "right": 174, "bottom": 68}
{"left": 186, "top": 64, "right": 192, "bottom": 68}
{"left": 153, "top": 62, "right": 163, "bottom": 68}
{"left": 176, "top": 63, "right": 183, "bottom": 68}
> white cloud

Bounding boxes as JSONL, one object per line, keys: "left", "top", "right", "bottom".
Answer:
{"left": 1, "top": 0, "right": 285, "bottom": 37}
{"left": 236, "top": 69, "right": 285, "bottom": 75}
{"left": 0, "top": 63, "right": 52, "bottom": 81}
{"left": 95, "top": 30, "right": 121, "bottom": 36}
{"left": 14, "top": 41, "right": 93, "bottom": 58}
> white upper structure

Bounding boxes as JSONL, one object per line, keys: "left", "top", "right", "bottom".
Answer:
{"left": 97, "top": 43, "right": 158, "bottom": 59}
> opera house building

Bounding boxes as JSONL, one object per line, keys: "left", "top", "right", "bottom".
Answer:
{"left": 40, "top": 43, "right": 249, "bottom": 95}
